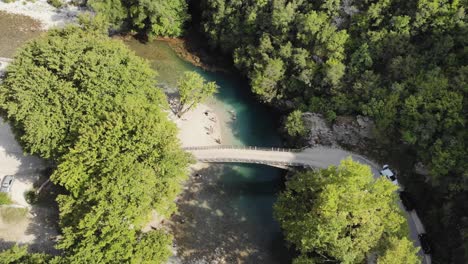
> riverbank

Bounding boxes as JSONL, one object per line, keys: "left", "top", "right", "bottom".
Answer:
{"left": 169, "top": 103, "right": 223, "bottom": 147}
{"left": 155, "top": 36, "right": 232, "bottom": 73}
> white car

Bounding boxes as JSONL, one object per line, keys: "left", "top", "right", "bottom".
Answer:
{"left": 0, "top": 175, "right": 14, "bottom": 192}
{"left": 380, "top": 165, "right": 399, "bottom": 187}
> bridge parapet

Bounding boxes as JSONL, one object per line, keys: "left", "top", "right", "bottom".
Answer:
{"left": 197, "top": 157, "right": 312, "bottom": 169}
{"left": 183, "top": 145, "right": 305, "bottom": 153}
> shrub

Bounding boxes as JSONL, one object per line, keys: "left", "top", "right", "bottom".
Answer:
{"left": 25, "top": 190, "right": 38, "bottom": 204}
{"left": 47, "top": 0, "right": 63, "bottom": 8}
{"left": 0, "top": 192, "right": 12, "bottom": 205}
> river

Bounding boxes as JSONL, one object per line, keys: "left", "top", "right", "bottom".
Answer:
{"left": 124, "top": 39, "right": 292, "bottom": 263}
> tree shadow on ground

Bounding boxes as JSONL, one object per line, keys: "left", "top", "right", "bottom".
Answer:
{"left": 0, "top": 117, "right": 48, "bottom": 176}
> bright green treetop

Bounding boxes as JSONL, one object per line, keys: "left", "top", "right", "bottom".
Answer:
{"left": 176, "top": 71, "right": 218, "bottom": 117}
{"left": 377, "top": 236, "right": 421, "bottom": 264}
{"left": 285, "top": 110, "right": 307, "bottom": 137}
{"left": 88, "top": 0, "right": 190, "bottom": 37}
{"left": 0, "top": 245, "right": 49, "bottom": 264}
{"left": 0, "top": 23, "right": 190, "bottom": 263}
{"left": 274, "top": 158, "right": 409, "bottom": 263}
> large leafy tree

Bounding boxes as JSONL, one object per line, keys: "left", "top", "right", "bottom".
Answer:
{"left": 176, "top": 71, "right": 218, "bottom": 117}
{"left": 274, "top": 158, "right": 411, "bottom": 263}
{"left": 88, "top": 0, "right": 190, "bottom": 37}
{"left": 0, "top": 24, "right": 190, "bottom": 263}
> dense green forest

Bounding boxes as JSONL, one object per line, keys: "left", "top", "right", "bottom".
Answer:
{"left": 0, "top": 0, "right": 465, "bottom": 262}
{"left": 192, "top": 0, "right": 467, "bottom": 262}
{"left": 0, "top": 19, "right": 190, "bottom": 263}
{"left": 275, "top": 159, "right": 420, "bottom": 263}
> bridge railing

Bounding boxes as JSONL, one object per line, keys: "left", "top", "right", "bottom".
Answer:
{"left": 183, "top": 145, "right": 305, "bottom": 152}
{"left": 197, "top": 157, "right": 312, "bottom": 168}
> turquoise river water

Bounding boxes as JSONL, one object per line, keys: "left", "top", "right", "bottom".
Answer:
{"left": 123, "top": 39, "right": 291, "bottom": 263}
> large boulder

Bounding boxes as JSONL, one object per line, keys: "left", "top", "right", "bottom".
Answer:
{"left": 302, "top": 112, "right": 337, "bottom": 147}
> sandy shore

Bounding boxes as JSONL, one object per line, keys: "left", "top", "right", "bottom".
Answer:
{"left": 169, "top": 103, "right": 223, "bottom": 148}
{"left": 0, "top": 0, "right": 83, "bottom": 30}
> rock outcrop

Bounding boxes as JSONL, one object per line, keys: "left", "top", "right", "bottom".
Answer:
{"left": 302, "top": 112, "right": 377, "bottom": 153}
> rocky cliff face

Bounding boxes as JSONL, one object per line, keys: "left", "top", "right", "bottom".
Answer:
{"left": 302, "top": 112, "right": 377, "bottom": 153}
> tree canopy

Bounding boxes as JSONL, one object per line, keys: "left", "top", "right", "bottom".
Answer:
{"left": 197, "top": 1, "right": 467, "bottom": 261}
{"left": 0, "top": 245, "right": 49, "bottom": 264}
{"left": 176, "top": 71, "right": 218, "bottom": 117}
{"left": 377, "top": 236, "right": 421, "bottom": 264}
{"left": 285, "top": 110, "right": 306, "bottom": 137}
{"left": 88, "top": 0, "right": 190, "bottom": 37}
{"left": 198, "top": 0, "right": 467, "bottom": 178}
{"left": 274, "top": 158, "right": 416, "bottom": 263}
{"left": 0, "top": 23, "right": 190, "bottom": 263}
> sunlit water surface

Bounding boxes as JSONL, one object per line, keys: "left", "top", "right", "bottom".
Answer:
{"left": 124, "top": 39, "right": 291, "bottom": 263}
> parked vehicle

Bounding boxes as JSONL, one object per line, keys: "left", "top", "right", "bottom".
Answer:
{"left": 418, "top": 233, "right": 432, "bottom": 254}
{"left": 0, "top": 175, "right": 14, "bottom": 192}
{"left": 399, "top": 191, "right": 415, "bottom": 211}
{"left": 380, "top": 164, "right": 399, "bottom": 187}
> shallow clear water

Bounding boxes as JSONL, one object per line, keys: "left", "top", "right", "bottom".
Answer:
{"left": 123, "top": 38, "right": 291, "bottom": 263}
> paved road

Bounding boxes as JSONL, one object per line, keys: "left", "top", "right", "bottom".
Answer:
{"left": 186, "top": 146, "right": 431, "bottom": 264}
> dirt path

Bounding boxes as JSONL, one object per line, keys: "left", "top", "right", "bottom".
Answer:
{"left": 0, "top": 117, "right": 58, "bottom": 254}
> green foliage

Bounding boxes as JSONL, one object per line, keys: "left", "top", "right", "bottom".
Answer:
{"left": 285, "top": 110, "right": 306, "bottom": 137}
{"left": 132, "top": 230, "right": 173, "bottom": 263}
{"left": 0, "top": 193, "right": 11, "bottom": 205}
{"left": 24, "top": 190, "right": 38, "bottom": 204}
{"left": 250, "top": 57, "right": 285, "bottom": 102}
{"left": 0, "top": 245, "right": 50, "bottom": 264}
{"left": 127, "top": 0, "right": 190, "bottom": 38}
{"left": 0, "top": 23, "right": 190, "bottom": 263}
{"left": 77, "top": 13, "right": 110, "bottom": 35}
{"left": 176, "top": 71, "right": 218, "bottom": 117}
{"left": 377, "top": 236, "right": 421, "bottom": 264}
{"left": 198, "top": 1, "right": 468, "bottom": 261}
{"left": 47, "top": 0, "right": 63, "bottom": 8}
{"left": 88, "top": 0, "right": 190, "bottom": 37}
{"left": 274, "top": 159, "right": 409, "bottom": 263}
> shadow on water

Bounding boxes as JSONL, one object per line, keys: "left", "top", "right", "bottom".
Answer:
{"left": 172, "top": 164, "right": 291, "bottom": 264}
